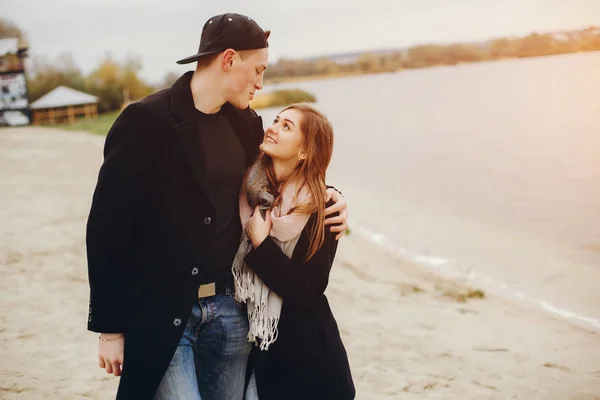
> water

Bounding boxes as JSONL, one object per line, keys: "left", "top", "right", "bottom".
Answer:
{"left": 258, "top": 52, "right": 600, "bottom": 329}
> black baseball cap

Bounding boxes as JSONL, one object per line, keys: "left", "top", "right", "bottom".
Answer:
{"left": 176, "top": 13, "right": 270, "bottom": 65}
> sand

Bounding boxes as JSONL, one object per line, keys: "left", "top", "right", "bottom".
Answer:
{"left": 1, "top": 127, "right": 599, "bottom": 399}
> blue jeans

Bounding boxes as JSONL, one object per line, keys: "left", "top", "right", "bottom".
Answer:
{"left": 244, "top": 370, "right": 259, "bottom": 400}
{"left": 154, "top": 293, "right": 252, "bottom": 400}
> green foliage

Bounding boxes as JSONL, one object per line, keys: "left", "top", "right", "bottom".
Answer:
{"left": 251, "top": 89, "right": 316, "bottom": 109}
{"left": 270, "top": 89, "right": 316, "bottom": 106}
{"left": 443, "top": 288, "right": 486, "bottom": 303}
{"left": 84, "top": 56, "right": 124, "bottom": 113}
{"left": 84, "top": 53, "right": 152, "bottom": 113}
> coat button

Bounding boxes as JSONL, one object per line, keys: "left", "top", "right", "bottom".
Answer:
{"left": 172, "top": 318, "right": 182, "bottom": 327}
{"left": 204, "top": 217, "right": 212, "bottom": 225}
{"left": 191, "top": 267, "right": 199, "bottom": 276}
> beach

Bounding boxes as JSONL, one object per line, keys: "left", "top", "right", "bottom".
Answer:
{"left": 1, "top": 127, "right": 599, "bottom": 399}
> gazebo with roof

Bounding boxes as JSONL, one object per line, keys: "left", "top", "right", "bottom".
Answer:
{"left": 29, "top": 86, "right": 98, "bottom": 125}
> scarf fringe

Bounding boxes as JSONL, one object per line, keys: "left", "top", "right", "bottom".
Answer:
{"left": 232, "top": 261, "right": 255, "bottom": 303}
{"left": 233, "top": 258, "right": 281, "bottom": 351}
{"left": 248, "top": 309, "right": 279, "bottom": 351}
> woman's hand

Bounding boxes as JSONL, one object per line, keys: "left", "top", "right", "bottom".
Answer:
{"left": 325, "top": 188, "right": 349, "bottom": 240}
{"left": 246, "top": 206, "right": 272, "bottom": 248}
{"left": 98, "top": 333, "right": 124, "bottom": 377}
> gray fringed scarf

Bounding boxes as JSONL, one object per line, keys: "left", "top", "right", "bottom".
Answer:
{"left": 232, "top": 159, "right": 310, "bottom": 350}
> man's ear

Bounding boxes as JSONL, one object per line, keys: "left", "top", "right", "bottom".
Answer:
{"left": 222, "top": 49, "right": 236, "bottom": 71}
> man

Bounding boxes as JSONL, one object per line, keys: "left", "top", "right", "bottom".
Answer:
{"left": 86, "top": 12, "right": 348, "bottom": 400}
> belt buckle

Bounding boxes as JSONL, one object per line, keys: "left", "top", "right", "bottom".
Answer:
{"left": 198, "top": 282, "right": 216, "bottom": 298}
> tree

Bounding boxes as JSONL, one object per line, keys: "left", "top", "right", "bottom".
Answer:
{"left": 27, "top": 54, "right": 86, "bottom": 102}
{"left": 121, "top": 54, "right": 153, "bottom": 102}
{"left": 516, "top": 33, "right": 558, "bottom": 57}
{"left": 490, "top": 38, "right": 514, "bottom": 59}
{"left": 85, "top": 54, "right": 125, "bottom": 113}
{"left": 85, "top": 53, "right": 153, "bottom": 113}
{"left": 356, "top": 54, "right": 381, "bottom": 73}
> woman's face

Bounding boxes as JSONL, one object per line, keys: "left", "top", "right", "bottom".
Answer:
{"left": 260, "top": 108, "right": 305, "bottom": 162}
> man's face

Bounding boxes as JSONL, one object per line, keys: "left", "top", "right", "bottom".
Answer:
{"left": 224, "top": 48, "right": 269, "bottom": 109}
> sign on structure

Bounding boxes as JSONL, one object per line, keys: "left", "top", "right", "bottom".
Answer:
{"left": 0, "top": 38, "right": 30, "bottom": 126}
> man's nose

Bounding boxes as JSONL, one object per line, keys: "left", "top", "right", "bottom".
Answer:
{"left": 255, "top": 74, "right": 264, "bottom": 91}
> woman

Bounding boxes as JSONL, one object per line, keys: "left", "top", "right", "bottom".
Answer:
{"left": 232, "top": 104, "right": 355, "bottom": 399}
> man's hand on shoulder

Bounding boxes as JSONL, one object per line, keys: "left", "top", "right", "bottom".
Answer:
{"left": 324, "top": 187, "right": 348, "bottom": 240}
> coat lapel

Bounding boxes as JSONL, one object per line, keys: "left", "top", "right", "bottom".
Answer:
{"left": 170, "top": 72, "right": 214, "bottom": 205}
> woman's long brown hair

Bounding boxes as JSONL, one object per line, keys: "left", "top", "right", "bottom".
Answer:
{"left": 258, "top": 103, "right": 334, "bottom": 261}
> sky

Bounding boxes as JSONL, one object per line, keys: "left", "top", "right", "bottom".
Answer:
{"left": 3, "top": 0, "right": 600, "bottom": 83}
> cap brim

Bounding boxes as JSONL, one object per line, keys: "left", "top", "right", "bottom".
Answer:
{"left": 176, "top": 50, "right": 220, "bottom": 65}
